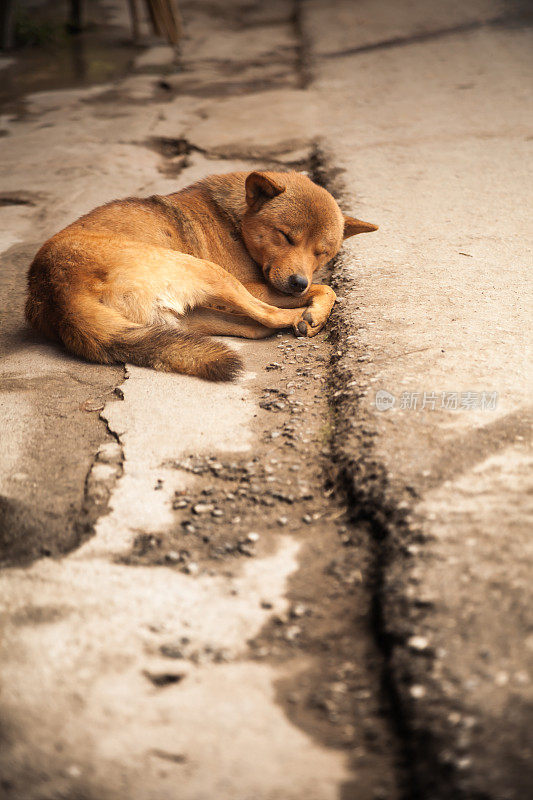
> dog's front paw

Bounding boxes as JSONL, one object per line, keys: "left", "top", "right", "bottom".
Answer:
{"left": 293, "top": 310, "right": 325, "bottom": 338}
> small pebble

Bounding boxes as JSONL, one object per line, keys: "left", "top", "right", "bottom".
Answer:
{"left": 330, "top": 681, "right": 348, "bottom": 694}
{"left": 285, "top": 625, "right": 301, "bottom": 641}
{"left": 182, "top": 522, "right": 196, "bottom": 534}
{"left": 408, "top": 635, "right": 429, "bottom": 651}
{"left": 246, "top": 532, "right": 260, "bottom": 543}
{"left": 290, "top": 603, "right": 307, "bottom": 618}
{"left": 494, "top": 671, "right": 509, "bottom": 687}
{"left": 66, "top": 765, "right": 82, "bottom": 779}
{"left": 193, "top": 503, "right": 214, "bottom": 515}
{"left": 160, "top": 643, "right": 186, "bottom": 659}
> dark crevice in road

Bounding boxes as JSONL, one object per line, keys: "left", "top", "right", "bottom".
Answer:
{"left": 314, "top": 146, "right": 486, "bottom": 799}
{"left": 144, "top": 135, "right": 311, "bottom": 179}
{"left": 310, "top": 148, "right": 423, "bottom": 800}
{"left": 0, "top": 192, "right": 37, "bottom": 206}
{"left": 291, "top": 0, "right": 312, "bottom": 89}
{"left": 334, "top": 461, "right": 424, "bottom": 800}
{"left": 319, "top": 12, "right": 533, "bottom": 60}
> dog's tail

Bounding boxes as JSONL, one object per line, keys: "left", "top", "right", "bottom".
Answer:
{"left": 25, "top": 294, "right": 243, "bottom": 382}
{"left": 106, "top": 323, "right": 243, "bottom": 381}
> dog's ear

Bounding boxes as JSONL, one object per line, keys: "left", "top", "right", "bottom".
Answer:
{"left": 245, "top": 172, "right": 285, "bottom": 211}
{"left": 343, "top": 217, "right": 379, "bottom": 238}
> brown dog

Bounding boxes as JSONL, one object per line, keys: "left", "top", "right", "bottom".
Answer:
{"left": 25, "top": 171, "right": 377, "bottom": 380}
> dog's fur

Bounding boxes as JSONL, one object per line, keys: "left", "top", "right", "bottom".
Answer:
{"left": 25, "top": 171, "right": 377, "bottom": 381}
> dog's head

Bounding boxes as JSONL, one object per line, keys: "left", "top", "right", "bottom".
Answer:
{"left": 241, "top": 170, "right": 377, "bottom": 296}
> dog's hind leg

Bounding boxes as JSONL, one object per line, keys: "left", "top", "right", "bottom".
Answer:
{"left": 185, "top": 263, "right": 307, "bottom": 331}
{"left": 144, "top": 249, "right": 308, "bottom": 331}
{"left": 182, "top": 309, "right": 273, "bottom": 339}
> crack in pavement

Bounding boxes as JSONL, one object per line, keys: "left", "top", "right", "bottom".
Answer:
{"left": 291, "top": 0, "right": 312, "bottom": 89}
{"left": 143, "top": 133, "right": 314, "bottom": 177}
{"left": 318, "top": 12, "right": 533, "bottom": 60}
{"left": 306, "top": 148, "right": 417, "bottom": 799}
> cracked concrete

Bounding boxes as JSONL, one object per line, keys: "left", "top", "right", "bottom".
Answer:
{"left": 1, "top": 0, "right": 531, "bottom": 798}
{"left": 302, "top": 1, "right": 532, "bottom": 796}
{"left": 0, "top": 2, "right": 378, "bottom": 798}
{"left": 1, "top": 518, "right": 330, "bottom": 800}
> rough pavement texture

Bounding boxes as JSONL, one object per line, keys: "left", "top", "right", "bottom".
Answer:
{"left": 0, "top": 2, "right": 393, "bottom": 799}
{"left": 0, "top": 1, "right": 532, "bottom": 799}
{"left": 302, "top": 0, "right": 533, "bottom": 797}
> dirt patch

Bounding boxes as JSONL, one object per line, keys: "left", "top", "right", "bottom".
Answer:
{"left": 121, "top": 336, "right": 332, "bottom": 569}
{"left": 119, "top": 328, "right": 402, "bottom": 798}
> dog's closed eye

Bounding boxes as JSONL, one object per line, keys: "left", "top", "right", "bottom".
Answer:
{"left": 277, "top": 229, "right": 294, "bottom": 245}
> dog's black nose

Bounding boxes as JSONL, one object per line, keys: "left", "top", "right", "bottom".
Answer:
{"left": 288, "top": 274, "right": 308, "bottom": 293}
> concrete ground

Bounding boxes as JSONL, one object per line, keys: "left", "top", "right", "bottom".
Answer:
{"left": 0, "top": 1, "right": 531, "bottom": 799}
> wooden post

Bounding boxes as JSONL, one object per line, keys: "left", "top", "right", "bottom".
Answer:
{"left": 68, "top": 0, "right": 83, "bottom": 33}
{"left": 127, "top": 0, "right": 140, "bottom": 42}
{"left": 0, "top": 0, "right": 16, "bottom": 50}
{"left": 144, "top": 0, "right": 183, "bottom": 46}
